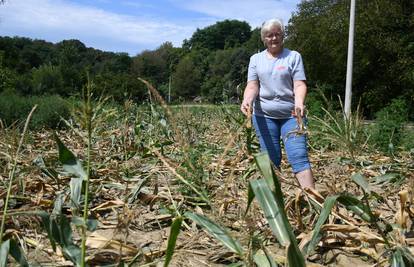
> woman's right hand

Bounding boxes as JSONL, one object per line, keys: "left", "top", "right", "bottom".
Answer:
{"left": 240, "top": 80, "right": 259, "bottom": 116}
{"left": 240, "top": 99, "right": 253, "bottom": 116}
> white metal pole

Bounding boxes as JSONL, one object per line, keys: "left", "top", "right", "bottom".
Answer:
{"left": 344, "top": 0, "right": 356, "bottom": 118}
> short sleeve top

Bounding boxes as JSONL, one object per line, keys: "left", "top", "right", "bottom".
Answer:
{"left": 247, "top": 48, "right": 306, "bottom": 119}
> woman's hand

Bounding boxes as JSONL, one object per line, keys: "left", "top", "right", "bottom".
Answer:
{"left": 293, "top": 80, "right": 307, "bottom": 117}
{"left": 240, "top": 98, "right": 253, "bottom": 116}
{"left": 293, "top": 103, "right": 305, "bottom": 117}
{"left": 241, "top": 80, "right": 259, "bottom": 116}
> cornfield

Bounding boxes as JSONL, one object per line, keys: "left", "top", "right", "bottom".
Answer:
{"left": 0, "top": 81, "right": 413, "bottom": 266}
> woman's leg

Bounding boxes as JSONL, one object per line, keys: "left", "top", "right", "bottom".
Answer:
{"left": 252, "top": 115, "right": 282, "bottom": 168}
{"left": 281, "top": 117, "right": 315, "bottom": 189}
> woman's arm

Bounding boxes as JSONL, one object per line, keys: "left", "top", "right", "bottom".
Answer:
{"left": 293, "top": 80, "right": 307, "bottom": 116}
{"left": 240, "top": 80, "right": 259, "bottom": 116}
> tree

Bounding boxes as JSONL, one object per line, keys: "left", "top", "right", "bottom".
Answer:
{"left": 187, "top": 20, "right": 251, "bottom": 50}
{"left": 286, "top": 0, "right": 414, "bottom": 117}
{"left": 31, "top": 64, "right": 64, "bottom": 95}
{"left": 171, "top": 56, "right": 201, "bottom": 100}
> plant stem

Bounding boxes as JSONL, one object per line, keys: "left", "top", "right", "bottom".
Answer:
{"left": 81, "top": 81, "right": 92, "bottom": 267}
{"left": 0, "top": 106, "right": 37, "bottom": 242}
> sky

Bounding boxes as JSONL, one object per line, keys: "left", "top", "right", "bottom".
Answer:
{"left": 0, "top": 0, "right": 303, "bottom": 56}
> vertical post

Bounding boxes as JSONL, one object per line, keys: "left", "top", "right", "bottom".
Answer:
{"left": 344, "top": 0, "right": 356, "bottom": 118}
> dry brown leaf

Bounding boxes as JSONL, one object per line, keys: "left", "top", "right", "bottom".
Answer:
{"left": 321, "top": 224, "right": 359, "bottom": 233}
{"left": 90, "top": 199, "right": 124, "bottom": 212}
{"left": 86, "top": 232, "right": 138, "bottom": 256}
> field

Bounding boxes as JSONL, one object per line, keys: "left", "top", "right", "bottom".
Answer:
{"left": 0, "top": 90, "right": 413, "bottom": 266}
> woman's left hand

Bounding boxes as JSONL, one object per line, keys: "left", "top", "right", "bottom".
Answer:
{"left": 292, "top": 104, "right": 305, "bottom": 117}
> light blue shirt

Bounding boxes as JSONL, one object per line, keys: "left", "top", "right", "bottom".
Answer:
{"left": 247, "top": 48, "right": 306, "bottom": 119}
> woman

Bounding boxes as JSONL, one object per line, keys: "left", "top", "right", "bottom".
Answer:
{"left": 240, "top": 18, "right": 315, "bottom": 189}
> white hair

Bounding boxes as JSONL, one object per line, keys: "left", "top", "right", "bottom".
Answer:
{"left": 260, "top": 18, "right": 285, "bottom": 42}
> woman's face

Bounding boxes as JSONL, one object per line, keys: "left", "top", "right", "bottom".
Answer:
{"left": 264, "top": 26, "right": 284, "bottom": 50}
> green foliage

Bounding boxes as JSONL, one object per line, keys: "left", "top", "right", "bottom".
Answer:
{"left": 286, "top": 0, "right": 414, "bottom": 118}
{"left": 187, "top": 20, "right": 251, "bottom": 50}
{"left": 369, "top": 98, "right": 409, "bottom": 152}
{"left": 171, "top": 56, "right": 201, "bottom": 99}
{"left": 31, "top": 64, "right": 64, "bottom": 95}
{"left": 309, "top": 100, "right": 367, "bottom": 159}
{"left": 164, "top": 216, "right": 183, "bottom": 267}
{"left": 0, "top": 66, "right": 17, "bottom": 94}
{"left": 0, "top": 91, "right": 70, "bottom": 129}
{"left": 185, "top": 212, "right": 244, "bottom": 256}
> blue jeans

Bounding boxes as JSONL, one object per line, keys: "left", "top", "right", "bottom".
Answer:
{"left": 252, "top": 115, "right": 311, "bottom": 173}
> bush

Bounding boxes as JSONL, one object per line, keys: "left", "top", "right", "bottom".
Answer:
{"left": 368, "top": 97, "right": 409, "bottom": 153}
{"left": 0, "top": 91, "right": 70, "bottom": 129}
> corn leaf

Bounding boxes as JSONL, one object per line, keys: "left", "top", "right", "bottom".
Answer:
{"left": 253, "top": 253, "right": 271, "bottom": 267}
{"left": 9, "top": 239, "right": 29, "bottom": 267}
{"left": 351, "top": 173, "right": 371, "bottom": 193}
{"left": 54, "top": 133, "right": 87, "bottom": 180}
{"left": 164, "top": 216, "right": 183, "bottom": 267}
{"left": 287, "top": 242, "right": 306, "bottom": 267}
{"left": 304, "top": 195, "right": 339, "bottom": 256}
{"left": 391, "top": 247, "right": 414, "bottom": 267}
{"left": 254, "top": 153, "right": 286, "bottom": 215}
{"left": 185, "top": 212, "right": 243, "bottom": 256}
{"left": 249, "top": 179, "right": 291, "bottom": 246}
{"left": 253, "top": 249, "right": 278, "bottom": 267}
{"left": 0, "top": 240, "right": 10, "bottom": 267}
{"left": 337, "top": 194, "right": 375, "bottom": 223}
{"left": 245, "top": 183, "right": 255, "bottom": 216}
{"left": 391, "top": 248, "right": 406, "bottom": 267}
{"left": 54, "top": 134, "right": 86, "bottom": 214}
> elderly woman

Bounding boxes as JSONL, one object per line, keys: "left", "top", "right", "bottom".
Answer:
{"left": 240, "top": 18, "right": 315, "bottom": 189}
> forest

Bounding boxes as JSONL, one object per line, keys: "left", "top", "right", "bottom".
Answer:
{"left": 0, "top": 0, "right": 413, "bottom": 266}
{"left": 1, "top": 0, "right": 413, "bottom": 121}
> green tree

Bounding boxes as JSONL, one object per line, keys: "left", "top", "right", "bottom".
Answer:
{"left": 286, "top": 0, "right": 414, "bottom": 117}
{"left": 171, "top": 56, "right": 201, "bottom": 100}
{"left": 188, "top": 20, "right": 251, "bottom": 50}
{"left": 31, "top": 64, "right": 64, "bottom": 95}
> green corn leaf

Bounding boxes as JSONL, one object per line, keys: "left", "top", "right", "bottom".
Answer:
{"left": 287, "top": 242, "right": 306, "bottom": 267}
{"left": 393, "top": 247, "right": 414, "bottom": 266}
{"left": 9, "top": 239, "right": 29, "bottom": 267}
{"left": 245, "top": 183, "right": 255, "bottom": 216}
{"left": 70, "top": 177, "right": 83, "bottom": 214}
{"left": 37, "top": 211, "right": 56, "bottom": 251}
{"left": 253, "top": 249, "right": 278, "bottom": 267}
{"left": 60, "top": 215, "right": 74, "bottom": 247}
{"left": 351, "top": 173, "right": 370, "bottom": 193}
{"left": 391, "top": 248, "right": 406, "bottom": 267}
{"left": 54, "top": 133, "right": 86, "bottom": 214}
{"left": 304, "top": 195, "right": 339, "bottom": 256}
{"left": 54, "top": 133, "right": 87, "bottom": 180}
{"left": 254, "top": 153, "right": 285, "bottom": 213}
{"left": 371, "top": 173, "right": 401, "bottom": 185}
{"left": 337, "top": 194, "right": 375, "bottom": 223}
{"left": 164, "top": 216, "right": 183, "bottom": 267}
{"left": 62, "top": 244, "right": 82, "bottom": 267}
{"left": 71, "top": 217, "right": 98, "bottom": 232}
{"left": 253, "top": 253, "right": 271, "bottom": 267}
{"left": 249, "top": 179, "right": 291, "bottom": 246}
{"left": 0, "top": 240, "right": 10, "bottom": 267}
{"left": 185, "top": 212, "right": 243, "bottom": 256}
{"left": 33, "top": 155, "right": 59, "bottom": 181}
{"left": 262, "top": 247, "right": 278, "bottom": 267}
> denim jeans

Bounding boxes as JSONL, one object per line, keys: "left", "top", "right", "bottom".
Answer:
{"left": 252, "top": 115, "right": 311, "bottom": 173}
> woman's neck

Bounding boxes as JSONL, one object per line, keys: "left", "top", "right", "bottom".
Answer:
{"left": 267, "top": 47, "right": 283, "bottom": 58}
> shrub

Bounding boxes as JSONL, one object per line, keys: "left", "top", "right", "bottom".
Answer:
{"left": 368, "top": 97, "right": 409, "bottom": 153}
{"left": 0, "top": 91, "right": 70, "bottom": 129}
